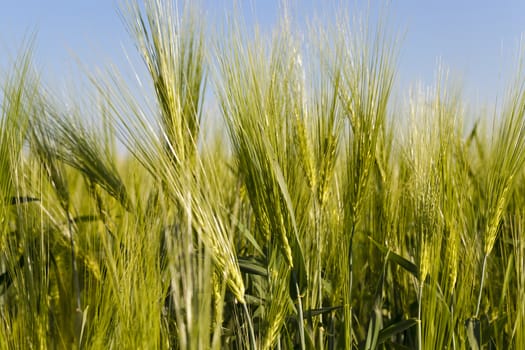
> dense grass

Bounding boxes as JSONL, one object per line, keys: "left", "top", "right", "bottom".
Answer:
{"left": 1, "top": 1, "right": 525, "bottom": 349}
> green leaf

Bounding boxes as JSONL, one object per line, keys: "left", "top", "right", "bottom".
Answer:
{"left": 368, "top": 235, "right": 420, "bottom": 279}
{"left": 243, "top": 294, "right": 266, "bottom": 306}
{"left": 8, "top": 196, "right": 39, "bottom": 205}
{"left": 499, "top": 252, "right": 513, "bottom": 310}
{"left": 465, "top": 317, "right": 480, "bottom": 350}
{"left": 364, "top": 306, "right": 382, "bottom": 350}
{"left": 238, "top": 257, "right": 268, "bottom": 277}
{"left": 235, "top": 220, "right": 264, "bottom": 256}
{"left": 302, "top": 305, "right": 343, "bottom": 319}
{"left": 377, "top": 318, "right": 418, "bottom": 345}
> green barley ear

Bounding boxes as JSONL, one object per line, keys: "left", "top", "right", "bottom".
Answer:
{"left": 335, "top": 9, "right": 399, "bottom": 348}
{"left": 475, "top": 45, "right": 525, "bottom": 317}
{"left": 294, "top": 114, "right": 316, "bottom": 190}
{"left": 309, "top": 25, "right": 344, "bottom": 208}
{"left": 29, "top": 98, "right": 70, "bottom": 211}
{"left": 290, "top": 45, "right": 316, "bottom": 192}
{"left": 120, "top": 0, "right": 205, "bottom": 168}
{"left": 115, "top": 0, "right": 248, "bottom": 322}
{"left": 483, "top": 45, "right": 525, "bottom": 256}
{"left": 46, "top": 107, "right": 132, "bottom": 211}
{"left": 433, "top": 71, "right": 464, "bottom": 296}
{"left": 214, "top": 11, "right": 304, "bottom": 270}
{"left": 262, "top": 251, "right": 293, "bottom": 350}
{"left": 211, "top": 270, "right": 227, "bottom": 349}
{"left": 0, "top": 43, "right": 35, "bottom": 215}
{"left": 317, "top": 131, "right": 339, "bottom": 207}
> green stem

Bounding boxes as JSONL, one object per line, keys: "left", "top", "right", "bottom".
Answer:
{"left": 345, "top": 225, "right": 356, "bottom": 349}
{"left": 476, "top": 253, "right": 488, "bottom": 317}
{"left": 292, "top": 271, "right": 306, "bottom": 350}
{"left": 418, "top": 282, "right": 424, "bottom": 350}
{"left": 451, "top": 294, "right": 456, "bottom": 350}
{"left": 66, "top": 209, "right": 83, "bottom": 341}
{"left": 242, "top": 302, "right": 257, "bottom": 350}
{"left": 314, "top": 199, "right": 324, "bottom": 349}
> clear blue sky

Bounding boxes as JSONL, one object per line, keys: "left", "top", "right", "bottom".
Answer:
{"left": 1, "top": 1, "right": 524, "bottom": 105}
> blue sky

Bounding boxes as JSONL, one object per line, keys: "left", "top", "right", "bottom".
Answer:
{"left": 1, "top": 1, "right": 524, "bottom": 105}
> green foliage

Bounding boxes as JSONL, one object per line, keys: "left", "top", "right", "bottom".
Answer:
{"left": 2, "top": 1, "right": 525, "bottom": 349}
